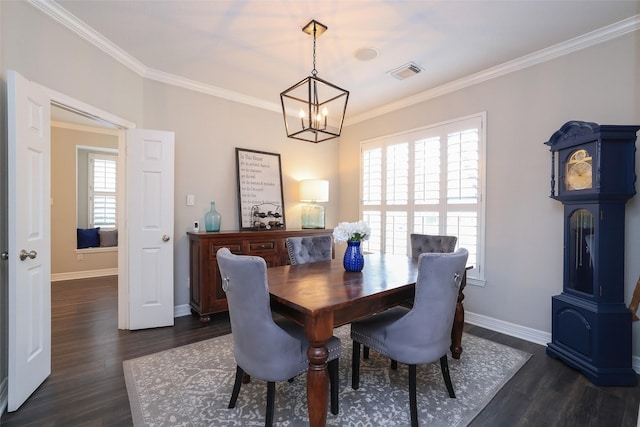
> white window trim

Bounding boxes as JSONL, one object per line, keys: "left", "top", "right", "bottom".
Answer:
{"left": 88, "top": 152, "right": 118, "bottom": 229}
{"left": 359, "top": 112, "right": 487, "bottom": 286}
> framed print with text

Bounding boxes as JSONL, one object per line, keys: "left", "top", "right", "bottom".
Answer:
{"left": 236, "top": 148, "right": 286, "bottom": 230}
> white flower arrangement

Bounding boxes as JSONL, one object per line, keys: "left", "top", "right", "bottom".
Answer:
{"left": 333, "top": 220, "right": 371, "bottom": 243}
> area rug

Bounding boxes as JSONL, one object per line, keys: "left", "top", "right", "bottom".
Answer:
{"left": 124, "top": 326, "right": 531, "bottom": 426}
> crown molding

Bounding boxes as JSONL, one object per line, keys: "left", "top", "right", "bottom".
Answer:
{"left": 28, "top": 0, "right": 278, "bottom": 112}
{"left": 28, "top": 0, "right": 147, "bottom": 76}
{"left": 28, "top": 1, "right": 639, "bottom": 124}
{"left": 347, "top": 14, "right": 640, "bottom": 125}
{"left": 145, "top": 68, "right": 281, "bottom": 113}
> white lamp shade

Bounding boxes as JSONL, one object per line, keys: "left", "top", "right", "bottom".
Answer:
{"left": 299, "top": 179, "right": 329, "bottom": 202}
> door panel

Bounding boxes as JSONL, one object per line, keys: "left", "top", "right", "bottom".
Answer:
{"left": 127, "top": 129, "right": 175, "bottom": 330}
{"left": 7, "top": 70, "right": 51, "bottom": 411}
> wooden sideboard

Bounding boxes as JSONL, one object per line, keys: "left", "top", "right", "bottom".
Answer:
{"left": 187, "top": 229, "right": 333, "bottom": 322}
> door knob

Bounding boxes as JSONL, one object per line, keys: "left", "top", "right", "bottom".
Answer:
{"left": 162, "top": 235, "right": 170, "bottom": 242}
{"left": 1, "top": 251, "right": 8, "bottom": 260}
{"left": 19, "top": 249, "right": 37, "bottom": 261}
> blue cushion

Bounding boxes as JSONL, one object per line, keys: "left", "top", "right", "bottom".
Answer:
{"left": 77, "top": 227, "right": 100, "bottom": 249}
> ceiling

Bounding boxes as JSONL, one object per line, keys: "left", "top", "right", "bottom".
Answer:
{"left": 44, "top": 0, "right": 639, "bottom": 124}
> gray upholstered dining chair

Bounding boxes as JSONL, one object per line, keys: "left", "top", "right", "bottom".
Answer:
{"left": 362, "top": 233, "right": 458, "bottom": 361}
{"left": 216, "top": 248, "right": 341, "bottom": 426}
{"left": 350, "top": 248, "right": 469, "bottom": 427}
{"left": 410, "top": 233, "right": 457, "bottom": 259}
{"left": 285, "top": 234, "right": 333, "bottom": 265}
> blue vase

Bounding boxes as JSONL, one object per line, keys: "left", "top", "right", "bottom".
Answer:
{"left": 204, "top": 201, "right": 221, "bottom": 232}
{"left": 343, "top": 241, "right": 364, "bottom": 272}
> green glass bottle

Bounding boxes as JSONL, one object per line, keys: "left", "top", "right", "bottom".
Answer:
{"left": 204, "top": 201, "right": 221, "bottom": 232}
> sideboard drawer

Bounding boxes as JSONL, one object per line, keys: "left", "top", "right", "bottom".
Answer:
{"left": 249, "top": 241, "right": 276, "bottom": 253}
{"left": 211, "top": 242, "right": 242, "bottom": 256}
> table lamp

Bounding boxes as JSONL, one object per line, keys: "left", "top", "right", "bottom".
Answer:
{"left": 300, "top": 179, "right": 329, "bottom": 229}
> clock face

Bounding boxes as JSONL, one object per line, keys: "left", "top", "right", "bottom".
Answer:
{"left": 565, "top": 149, "right": 593, "bottom": 191}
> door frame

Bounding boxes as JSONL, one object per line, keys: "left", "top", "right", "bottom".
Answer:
{"left": 45, "top": 86, "right": 136, "bottom": 329}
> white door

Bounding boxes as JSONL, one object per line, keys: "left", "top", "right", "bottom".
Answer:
{"left": 7, "top": 70, "right": 51, "bottom": 411}
{"left": 127, "top": 129, "right": 175, "bottom": 330}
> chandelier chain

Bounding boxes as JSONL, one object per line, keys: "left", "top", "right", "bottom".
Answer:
{"left": 312, "top": 23, "right": 318, "bottom": 77}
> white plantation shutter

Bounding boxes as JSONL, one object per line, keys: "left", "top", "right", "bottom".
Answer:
{"left": 414, "top": 136, "right": 440, "bottom": 205}
{"left": 386, "top": 142, "right": 409, "bottom": 205}
{"left": 360, "top": 113, "right": 486, "bottom": 284}
{"left": 89, "top": 153, "right": 117, "bottom": 228}
{"left": 362, "top": 210, "right": 382, "bottom": 253}
{"left": 362, "top": 143, "right": 383, "bottom": 253}
{"left": 362, "top": 146, "right": 382, "bottom": 205}
{"left": 446, "top": 126, "right": 480, "bottom": 268}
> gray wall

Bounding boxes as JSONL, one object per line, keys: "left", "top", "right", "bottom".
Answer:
{"left": 141, "top": 79, "right": 340, "bottom": 306}
{"left": 339, "top": 31, "right": 640, "bottom": 356}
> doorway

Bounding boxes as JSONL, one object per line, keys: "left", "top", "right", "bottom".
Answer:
{"left": 50, "top": 114, "right": 121, "bottom": 283}
{"left": 48, "top": 97, "right": 135, "bottom": 330}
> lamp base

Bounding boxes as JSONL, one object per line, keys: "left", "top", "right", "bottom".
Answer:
{"left": 301, "top": 203, "right": 325, "bottom": 229}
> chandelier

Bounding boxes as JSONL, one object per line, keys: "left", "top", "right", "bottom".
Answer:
{"left": 280, "top": 20, "right": 349, "bottom": 143}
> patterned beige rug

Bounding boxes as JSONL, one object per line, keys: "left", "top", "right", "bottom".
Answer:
{"left": 124, "top": 326, "right": 531, "bottom": 426}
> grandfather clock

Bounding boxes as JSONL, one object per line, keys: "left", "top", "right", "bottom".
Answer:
{"left": 544, "top": 121, "right": 639, "bottom": 386}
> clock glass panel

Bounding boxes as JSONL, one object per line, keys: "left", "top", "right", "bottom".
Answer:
{"left": 567, "top": 209, "right": 594, "bottom": 295}
{"left": 565, "top": 149, "right": 593, "bottom": 191}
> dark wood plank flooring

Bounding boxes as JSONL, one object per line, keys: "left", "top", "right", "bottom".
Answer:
{"left": 1, "top": 276, "right": 638, "bottom": 426}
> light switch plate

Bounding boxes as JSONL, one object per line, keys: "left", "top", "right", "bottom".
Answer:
{"left": 186, "top": 194, "right": 195, "bottom": 206}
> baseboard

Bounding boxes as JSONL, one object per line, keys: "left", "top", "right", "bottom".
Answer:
{"left": 174, "top": 304, "right": 191, "bottom": 318}
{"left": 465, "top": 311, "right": 551, "bottom": 346}
{"left": 465, "top": 310, "right": 640, "bottom": 375}
{"left": 51, "top": 268, "right": 118, "bottom": 282}
{"left": 0, "top": 377, "right": 7, "bottom": 420}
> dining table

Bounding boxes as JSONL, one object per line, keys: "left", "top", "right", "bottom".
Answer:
{"left": 267, "top": 252, "right": 469, "bottom": 427}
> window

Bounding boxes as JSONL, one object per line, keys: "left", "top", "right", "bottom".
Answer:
{"left": 360, "top": 113, "right": 486, "bottom": 285}
{"left": 88, "top": 153, "right": 117, "bottom": 228}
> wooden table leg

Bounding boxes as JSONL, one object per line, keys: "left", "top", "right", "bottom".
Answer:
{"left": 450, "top": 270, "right": 467, "bottom": 359}
{"left": 305, "top": 314, "right": 333, "bottom": 427}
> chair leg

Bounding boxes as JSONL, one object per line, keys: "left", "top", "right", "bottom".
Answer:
{"left": 328, "top": 358, "right": 339, "bottom": 415}
{"left": 228, "top": 365, "right": 244, "bottom": 409}
{"left": 390, "top": 359, "right": 398, "bottom": 370}
{"left": 363, "top": 346, "right": 370, "bottom": 359}
{"left": 440, "top": 355, "right": 455, "bottom": 398}
{"left": 352, "top": 341, "right": 361, "bottom": 390}
{"left": 265, "top": 381, "right": 276, "bottom": 427}
{"left": 409, "top": 364, "right": 418, "bottom": 427}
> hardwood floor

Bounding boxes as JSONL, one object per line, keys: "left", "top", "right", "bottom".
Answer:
{"left": 1, "top": 276, "right": 638, "bottom": 426}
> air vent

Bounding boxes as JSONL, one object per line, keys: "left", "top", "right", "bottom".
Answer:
{"left": 387, "top": 62, "right": 423, "bottom": 80}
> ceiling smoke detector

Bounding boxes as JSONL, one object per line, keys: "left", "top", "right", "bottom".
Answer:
{"left": 387, "top": 62, "right": 423, "bottom": 80}
{"left": 354, "top": 47, "right": 379, "bottom": 61}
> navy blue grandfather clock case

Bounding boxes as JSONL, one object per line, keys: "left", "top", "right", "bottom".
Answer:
{"left": 544, "top": 121, "right": 639, "bottom": 386}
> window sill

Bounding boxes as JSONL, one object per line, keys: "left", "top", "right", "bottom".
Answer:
{"left": 76, "top": 247, "right": 117, "bottom": 254}
{"left": 467, "top": 277, "right": 486, "bottom": 287}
